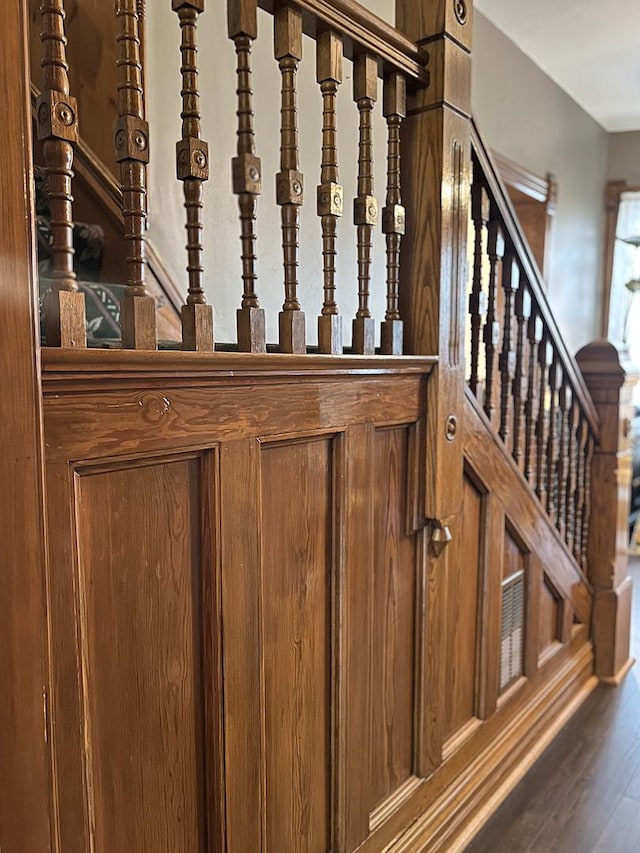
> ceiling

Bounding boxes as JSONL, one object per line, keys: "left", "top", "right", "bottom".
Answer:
{"left": 475, "top": 0, "right": 640, "bottom": 133}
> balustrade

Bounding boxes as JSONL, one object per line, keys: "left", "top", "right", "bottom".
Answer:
{"left": 33, "top": 0, "right": 423, "bottom": 356}
{"left": 467, "top": 124, "right": 599, "bottom": 570}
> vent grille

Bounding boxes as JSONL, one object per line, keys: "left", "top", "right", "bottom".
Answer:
{"left": 500, "top": 571, "right": 525, "bottom": 692}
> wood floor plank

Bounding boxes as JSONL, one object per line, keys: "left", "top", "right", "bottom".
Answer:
{"left": 465, "top": 558, "right": 640, "bottom": 853}
{"left": 592, "top": 796, "right": 640, "bottom": 853}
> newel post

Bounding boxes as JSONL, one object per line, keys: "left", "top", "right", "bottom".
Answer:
{"left": 396, "top": 0, "right": 472, "bottom": 524}
{"left": 396, "top": 0, "right": 473, "bottom": 770}
{"left": 576, "top": 340, "right": 638, "bottom": 683}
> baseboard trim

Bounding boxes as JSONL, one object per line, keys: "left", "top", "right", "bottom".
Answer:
{"left": 388, "top": 643, "right": 596, "bottom": 852}
{"left": 600, "top": 656, "right": 635, "bottom": 686}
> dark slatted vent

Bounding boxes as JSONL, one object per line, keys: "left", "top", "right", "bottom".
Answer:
{"left": 500, "top": 571, "right": 525, "bottom": 692}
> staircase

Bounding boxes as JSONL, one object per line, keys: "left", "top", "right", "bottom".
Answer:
{"left": 1, "top": 1, "right": 636, "bottom": 852}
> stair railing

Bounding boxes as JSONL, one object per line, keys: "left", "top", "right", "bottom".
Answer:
{"left": 36, "top": 0, "right": 429, "bottom": 354}
{"left": 467, "top": 120, "right": 600, "bottom": 573}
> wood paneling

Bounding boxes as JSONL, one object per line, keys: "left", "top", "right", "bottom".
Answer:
{"left": 75, "top": 458, "right": 212, "bottom": 852}
{"left": 370, "top": 426, "right": 417, "bottom": 807}
{"left": 539, "top": 576, "right": 561, "bottom": 654}
{"left": 0, "top": 0, "right": 52, "bottom": 848}
{"left": 443, "top": 474, "right": 482, "bottom": 742}
{"left": 261, "top": 437, "right": 334, "bottom": 852}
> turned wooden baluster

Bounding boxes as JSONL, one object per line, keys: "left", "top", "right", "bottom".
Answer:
{"left": 469, "top": 176, "right": 490, "bottom": 395}
{"left": 37, "top": 0, "right": 86, "bottom": 348}
{"left": 381, "top": 72, "right": 406, "bottom": 355}
{"left": 564, "top": 396, "right": 579, "bottom": 554}
{"left": 581, "top": 431, "right": 595, "bottom": 571}
{"left": 535, "top": 334, "right": 550, "bottom": 506}
{"left": 556, "top": 380, "right": 570, "bottom": 538}
{"left": 499, "top": 255, "right": 519, "bottom": 447}
{"left": 173, "top": 0, "right": 213, "bottom": 351}
{"left": 512, "top": 283, "right": 531, "bottom": 468}
{"left": 352, "top": 53, "right": 379, "bottom": 355}
{"left": 545, "top": 354, "right": 560, "bottom": 521}
{"left": 275, "top": 6, "right": 305, "bottom": 353}
{"left": 316, "top": 31, "right": 344, "bottom": 355}
{"left": 229, "top": 0, "right": 265, "bottom": 353}
{"left": 114, "top": 0, "right": 156, "bottom": 349}
{"left": 574, "top": 418, "right": 588, "bottom": 566}
{"left": 483, "top": 218, "right": 505, "bottom": 422}
{"left": 524, "top": 310, "right": 542, "bottom": 488}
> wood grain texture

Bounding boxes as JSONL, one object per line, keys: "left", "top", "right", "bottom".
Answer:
{"left": 75, "top": 459, "right": 210, "bottom": 852}
{"left": 219, "top": 439, "right": 263, "bottom": 851}
{"left": 261, "top": 437, "right": 333, "bottom": 852}
{"left": 442, "top": 474, "right": 482, "bottom": 742}
{"left": 42, "top": 370, "right": 427, "bottom": 462}
{"left": 370, "top": 427, "right": 417, "bottom": 807}
{"left": 0, "top": 1, "right": 52, "bottom": 849}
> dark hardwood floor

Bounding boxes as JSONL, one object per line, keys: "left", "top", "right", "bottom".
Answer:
{"left": 465, "top": 556, "right": 640, "bottom": 853}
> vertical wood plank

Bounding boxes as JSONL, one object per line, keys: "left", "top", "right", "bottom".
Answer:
{"left": 337, "top": 423, "right": 374, "bottom": 851}
{"left": 0, "top": 0, "right": 53, "bottom": 847}
{"left": 261, "top": 438, "right": 333, "bottom": 852}
{"left": 219, "top": 439, "right": 263, "bottom": 852}
{"left": 478, "top": 493, "right": 504, "bottom": 719}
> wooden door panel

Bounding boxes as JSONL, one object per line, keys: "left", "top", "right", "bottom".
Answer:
{"left": 74, "top": 457, "right": 214, "bottom": 853}
{"left": 370, "top": 426, "right": 418, "bottom": 811}
{"left": 443, "top": 474, "right": 483, "bottom": 744}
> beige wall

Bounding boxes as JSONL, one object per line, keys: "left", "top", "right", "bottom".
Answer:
{"left": 472, "top": 11, "right": 608, "bottom": 354}
{"left": 607, "top": 132, "right": 640, "bottom": 184}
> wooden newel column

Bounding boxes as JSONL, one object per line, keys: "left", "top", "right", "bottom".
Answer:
{"left": 397, "top": 0, "right": 472, "bottom": 523}
{"left": 397, "top": 0, "right": 472, "bottom": 773}
{"left": 576, "top": 340, "right": 638, "bottom": 683}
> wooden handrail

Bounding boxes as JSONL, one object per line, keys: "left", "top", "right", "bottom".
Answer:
{"left": 257, "top": 0, "right": 429, "bottom": 84}
{"left": 471, "top": 119, "right": 599, "bottom": 436}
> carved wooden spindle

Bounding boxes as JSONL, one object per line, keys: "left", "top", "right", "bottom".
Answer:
{"left": 582, "top": 431, "right": 595, "bottom": 571}
{"left": 512, "top": 284, "right": 531, "bottom": 468}
{"left": 114, "top": 0, "right": 156, "bottom": 349}
{"left": 381, "top": 72, "right": 406, "bottom": 355}
{"left": 316, "top": 31, "right": 344, "bottom": 355}
{"left": 556, "top": 381, "right": 570, "bottom": 538}
{"left": 499, "top": 255, "right": 519, "bottom": 446}
{"left": 37, "top": 0, "right": 86, "bottom": 348}
{"left": 173, "top": 0, "right": 213, "bottom": 351}
{"left": 545, "top": 354, "right": 560, "bottom": 521}
{"left": 229, "top": 0, "right": 265, "bottom": 353}
{"left": 275, "top": 6, "right": 305, "bottom": 353}
{"left": 564, "top": 396, "right": 579, "bottom": 554}
{"left": 483, "top": 218, "right": 505, "bottom": 422}
{"left": 469, "top": 177, "right": 490, "bottom": 395}
{"left": 524, "top": 310, "right": 542, "bottom": 487}
{"left": 574, "top": 418, "right": 588, "bottom": 565}
{"left": 352, "top": 53, "right": 379, "bottom": 355}
{"left": 535, "top": 334, "right": 550, "bottom": 506}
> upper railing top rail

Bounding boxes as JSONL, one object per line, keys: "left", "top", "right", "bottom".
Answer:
{"left": 257, "top": 0, "right": 429, "bottom": 84}
{"left": 470, "top": 119, "right": 600, "bottom": 436}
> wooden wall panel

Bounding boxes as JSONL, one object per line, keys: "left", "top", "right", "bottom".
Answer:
{"left": 75, "top": 458, "right": 211, "bottom": 852}
{"left": 260, "top": 438, "right": 334, "bottom": 852}
{"left": 443, "top": 474, "right": 483, "bottom": 742}
{"left": 539, "top": 577, "right": 561, "bottom": 654}
{"left": 370, "top": 426, "right": 417, "bottom": 809}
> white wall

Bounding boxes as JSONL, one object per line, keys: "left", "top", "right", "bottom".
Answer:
{"left": 472, "top": 11, "right": 609, "bottom": 354}
{"left": 146, "top": 1, "right": 394, "bottom": 347}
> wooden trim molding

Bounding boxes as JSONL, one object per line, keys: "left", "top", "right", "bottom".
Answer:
{"left": 0, "top": 0, "right": 52, "bottom": 849}
{"left": 600, "top": 179, "right": 640, "bottom": 338}
{"left": 492, "top": 150, "right": 557, "bottom": 213}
